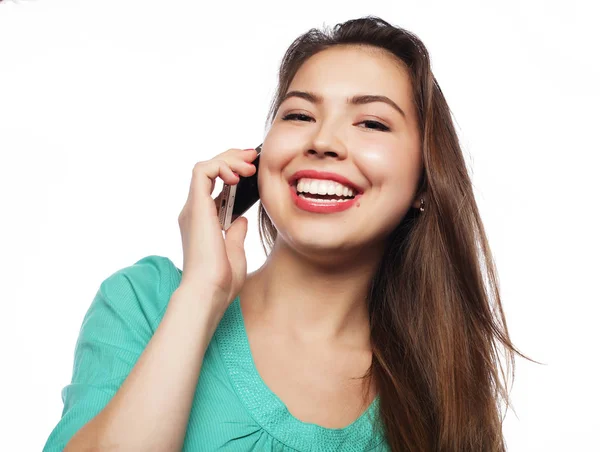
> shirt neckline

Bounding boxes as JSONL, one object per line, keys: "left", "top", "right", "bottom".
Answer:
{"left": 214, "top": 295, "right": 386, "bottom": 451}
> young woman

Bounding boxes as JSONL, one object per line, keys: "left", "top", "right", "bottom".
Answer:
{"left": 44, "top": 16, "right": 522, "bottom": 452}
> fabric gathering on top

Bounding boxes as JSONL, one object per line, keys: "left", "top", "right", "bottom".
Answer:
{"left": 43, "top": 255, "right": 390, "bottom": 451}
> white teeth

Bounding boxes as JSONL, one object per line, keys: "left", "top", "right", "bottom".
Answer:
{"left": 310, "top": 179, "right": 320, "bottom": 194}
{"left": 317, "top": 180, "right": 329, "bottom": 195}
{"left": 297, "top": 180, "right": 306, "bottom": 193}
{"left": 295, "top": 178, "right": 356, "bottom": 197}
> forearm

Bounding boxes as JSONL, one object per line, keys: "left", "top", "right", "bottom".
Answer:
{"left": 65, "top": 286, "right": 222, "bottom": 452}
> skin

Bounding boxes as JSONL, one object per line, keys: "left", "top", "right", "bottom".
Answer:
{"left": 238, "top": 44, "right": 424, "bottom": 428}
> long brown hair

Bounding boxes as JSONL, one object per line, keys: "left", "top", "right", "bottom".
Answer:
{"left": 257, "top": 16, "right": 526, "bottom": 451}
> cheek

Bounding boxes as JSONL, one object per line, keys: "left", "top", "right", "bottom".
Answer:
{"left": 359, "top": 151, "right": 391, "bottom": 178}
{"left": 359, "top": 147, "right": 421, "bottom": 187}
{"left": 256, "top": 151, "right": 288, "bottom": 206}
{"left": 261, "top": 132, "right": 296, "bottom": 167}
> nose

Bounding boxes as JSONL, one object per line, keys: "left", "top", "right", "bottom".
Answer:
{"left": 305, "top": 123, "right": 348, "bottom": 160}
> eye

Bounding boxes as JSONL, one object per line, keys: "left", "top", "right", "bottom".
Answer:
{"left": 281, "top": 113, "right": 391, "bottom": 132}
{"left": 359, "top": 120, "right": 390, "bottom": 132}
{"left": 282, "top": 113, "right": 314, "bottom": 122}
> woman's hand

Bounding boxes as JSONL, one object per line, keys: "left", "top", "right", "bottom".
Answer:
{"left": 177, "top": 147, "right": 258, "bottom": 314}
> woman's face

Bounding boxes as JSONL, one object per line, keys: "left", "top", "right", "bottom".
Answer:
{"left": 259, "top": 45, "right": 423, "bottom": 257}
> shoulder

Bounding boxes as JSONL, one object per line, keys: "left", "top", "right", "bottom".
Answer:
{"left": 100, "top": 255, "right": 182, "bottom": 299}
{"left": 95, "top": 255, "right": 183, "bottom": 331}
{"left": 41, "top": 257, "right": 183, "bottom": 452}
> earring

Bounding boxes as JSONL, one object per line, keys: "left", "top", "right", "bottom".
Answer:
{"left": 419, "top": 198, "right": 425, "bottom": 212}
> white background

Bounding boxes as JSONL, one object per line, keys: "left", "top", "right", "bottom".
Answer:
{"left": 1, "top": 0, "right": 598, "bottom": 450}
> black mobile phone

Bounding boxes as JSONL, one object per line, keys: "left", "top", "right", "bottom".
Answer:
{"left": 218, "top": 144, "right": 262, "bottom": 230}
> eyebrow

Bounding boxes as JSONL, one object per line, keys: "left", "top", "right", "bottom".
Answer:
{"left": 281, "top": 90, "right": 407, "bottom": 119}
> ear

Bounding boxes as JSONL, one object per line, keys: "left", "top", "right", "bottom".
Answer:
{"left": 412, "top": 196, "right": 424, "bottom": 209}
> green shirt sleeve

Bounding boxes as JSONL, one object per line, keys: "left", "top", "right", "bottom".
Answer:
{"left": 42, "top": 255, "right": 181, "bottom": 452}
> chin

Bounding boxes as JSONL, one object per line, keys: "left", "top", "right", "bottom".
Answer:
{"left": 280, "top": 221, "right": 361, "bottom": 255}
{"left": 261, "top": 192, "right": 384, "bottom": 256}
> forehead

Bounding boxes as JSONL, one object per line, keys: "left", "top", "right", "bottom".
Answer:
{"left": 288, "top": 45, "right": 413, "bottom": 107}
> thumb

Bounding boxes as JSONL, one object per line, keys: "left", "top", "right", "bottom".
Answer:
{"left": 224, "top": 216, "right": 248, "bottom": 260}
{"left": 224, "top": 217, "right": 248, "bottom": 293}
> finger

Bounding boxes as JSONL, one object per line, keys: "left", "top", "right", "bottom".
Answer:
{"left": 192, "top": 149, "right": 258, "bottom": 198}
{"left": 214, "top": 148, "right": 258, "bottom": 174}
{"left": 193, "top": 160, "right": 239, "bottom": 196}
{"left": 226, "top": 158, "right": 257, "bottom": 178}
{"left": 224, "top": 215, "right": 248, "bottom": 276}
{"left": 225, "top": 215, "right": 248, "bottom": 246}
{"left": 216, "top": 147, "right": 258, "bottom": 163}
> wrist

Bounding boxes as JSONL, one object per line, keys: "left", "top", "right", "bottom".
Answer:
{"left": 169, "top": 285, "right": 228, "bottom": 332}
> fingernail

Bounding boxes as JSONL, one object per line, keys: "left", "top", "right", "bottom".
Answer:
{"left": 243, "top": 148, "right": 255, "bottom": 151}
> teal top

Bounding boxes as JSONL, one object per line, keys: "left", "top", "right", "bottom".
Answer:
{"left": 43, "top": 255, "right": 389, "bottom": 451}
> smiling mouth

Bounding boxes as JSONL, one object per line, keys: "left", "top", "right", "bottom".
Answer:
{"left": 293, "top": 178, "right": 357, "bottom": 202}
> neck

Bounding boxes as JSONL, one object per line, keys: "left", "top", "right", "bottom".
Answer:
{"left": 240, "top": 238, "right": 384, "bottom": 347}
